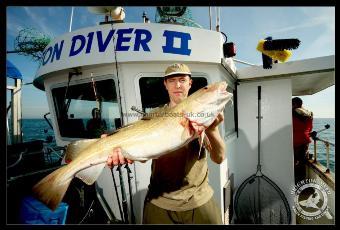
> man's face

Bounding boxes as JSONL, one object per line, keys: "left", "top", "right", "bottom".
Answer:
{"left": 164, "top": 75, "right": 192, "bottom": 104}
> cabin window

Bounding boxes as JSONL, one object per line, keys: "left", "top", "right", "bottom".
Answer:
{"left": 139, "top": 77, "right": 208, "bottom": 112}
{"left": 51, "top": 77, "right": 121, "bottom": 139}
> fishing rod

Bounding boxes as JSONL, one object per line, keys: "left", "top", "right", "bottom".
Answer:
{"left": 131, "top": 106, "right": 146, "bottom": 116}
{"left": 314, "top": 124, "right": 330, "bottom": 134}
{"left": 309, "top": 124, "right": 335, "bottom": 147}
{"left": 117, "top": 164, "right": 129, "bottom": 224}
{"left": 110, "top": 168, "right": 124, "bottom": 222}
{"left": 125, "top": 164, "right": 136, "bottom": 224}
{"left": 91, "top": 74, "right": 102, "bottom": 114}
{"left": 309, "top": 124, "right": 330, "bottom": 140}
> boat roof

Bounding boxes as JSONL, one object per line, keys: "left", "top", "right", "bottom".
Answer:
{"left": 236, "top": 55, "right": 335, "bottom": 96}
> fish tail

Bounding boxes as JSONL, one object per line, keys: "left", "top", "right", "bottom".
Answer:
{"left": 32, "top": 166, "right": 72, "bottom": 211}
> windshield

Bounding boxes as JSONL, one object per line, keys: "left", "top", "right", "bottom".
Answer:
{"left": 52, "top": 77, "right": 121, "bottom": 138}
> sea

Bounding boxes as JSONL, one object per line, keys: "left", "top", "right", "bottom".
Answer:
{"left": 12, "top": 118, "right": 335, "bottom": 172}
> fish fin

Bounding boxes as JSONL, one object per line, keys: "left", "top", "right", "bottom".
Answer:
{"left": 198, "top": 131, "right": 205, "bottom": 159}
{"left": 65, "top": 139, "right": 99, "bottom": 163}
{"left": 198, "top": 131, "right": 212, "bottom": 159}
{"left": 32, "top": 166, "right": 72, "bottom": 211}
{"left": 119, "top": 148, "right": 149, "bottom": 162}
{"left": 75, "top": 162, "right": 106, "bottom": 185}
{"left": 203, "top": 134, "right": 213, "bottom": 152}
{"left": 180, "top": 114, "right": 194, "bottom": 141}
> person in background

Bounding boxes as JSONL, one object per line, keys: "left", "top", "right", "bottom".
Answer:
{"left": 86, "top": 108, "right": 107, "bottom": 138}
{"left": 104, "top": 63, "right": 225, "bottom": 224}
{"left": 292, "top": 97, "right": 313, "bottom": 183}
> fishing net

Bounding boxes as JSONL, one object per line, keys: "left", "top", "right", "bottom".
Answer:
{"left": 14, "top": 28, "right": 51, "bottom": 63}
{"left": 234, "top": 174, "right": 291, "bottom": 224}
{"left": 233, "top": 86, "right": 291, "bottom": 224}
{"left": 155, "top": 6, "right": 202, "bottom": 28}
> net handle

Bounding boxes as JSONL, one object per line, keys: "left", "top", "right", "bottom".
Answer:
{"left": 257, "top": 86, "right": 262, "bottom": 173}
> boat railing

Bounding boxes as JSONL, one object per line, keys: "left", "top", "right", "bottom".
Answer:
{"left": 310, "top": 136, "right": 335, "bottom": 174}
{"left": 308, "top": 125, "right": 335, "bottom": 175}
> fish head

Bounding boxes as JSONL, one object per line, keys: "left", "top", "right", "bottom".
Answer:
{"left": 181, "top": 81, "right": 233, "bottom": 128}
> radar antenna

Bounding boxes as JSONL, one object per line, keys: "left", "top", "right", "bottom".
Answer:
{"left": 88, "top": 6, "right": 125, "bottom": 24}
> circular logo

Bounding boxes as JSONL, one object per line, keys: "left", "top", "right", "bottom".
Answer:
{"left": 291, "top": 179, "right": 332, "bottom": 221}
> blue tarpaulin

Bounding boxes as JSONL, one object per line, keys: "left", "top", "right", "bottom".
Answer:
{"left": 20, "top": 196, "right": 69, "bottom": 224}
{"left": 7, "top": 60, "right": 23, "bottom": 80}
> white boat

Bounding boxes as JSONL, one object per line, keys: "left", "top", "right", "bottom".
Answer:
{"left": 7, "top": 7, "right": 334, "bottom": 225}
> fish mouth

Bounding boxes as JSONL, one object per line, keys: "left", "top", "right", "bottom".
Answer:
{"left": 219, "top": 87, "right": 229, "bottom": 96}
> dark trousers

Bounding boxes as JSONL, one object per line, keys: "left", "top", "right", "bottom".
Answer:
{"left": 294, "top": 144, "right": 309, "bottom": 183}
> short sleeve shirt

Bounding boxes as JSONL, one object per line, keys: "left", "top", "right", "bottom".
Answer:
{"left": 146, "top": 105, "right": 214, "bottom": 211}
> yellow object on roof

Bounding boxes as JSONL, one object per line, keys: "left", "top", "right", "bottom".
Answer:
{"left": 256, "top": 39, "right": 292, "bottom": 63}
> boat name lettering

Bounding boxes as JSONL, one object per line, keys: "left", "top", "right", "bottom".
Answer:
{"left": 42, "top": 28, "right": 191, "bottom": 66}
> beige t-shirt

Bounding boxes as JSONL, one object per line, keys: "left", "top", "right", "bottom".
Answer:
{"left": 146, "top": 105, "right": 214, "bottom": 211}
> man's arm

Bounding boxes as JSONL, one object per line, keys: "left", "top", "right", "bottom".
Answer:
{"left": 205, "top": 113, "right": 226, "bottom": 164}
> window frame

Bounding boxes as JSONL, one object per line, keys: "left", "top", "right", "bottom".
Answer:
{"left": 50, "top": 74, "right": 121, "bottom": 141}
{"left": 134, "top": 72, "right": 212, "bottom": 112}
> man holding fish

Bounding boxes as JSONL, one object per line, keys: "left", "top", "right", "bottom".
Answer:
{"left": 32, "top": 63, "right": 232, "bottom": 225}
{"left": 106, "top": 63, "right": 226, "bottom": 224}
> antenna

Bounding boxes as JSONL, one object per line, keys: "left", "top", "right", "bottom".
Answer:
{"left": 209, "top": 7, "right": 212, "bottom": 30}
{"left": 69, "top": 7, "right": 74, "bottom": 32}
{"left": 216, "top": 7, "right": 220, "bottom": 32}
{"left": 142, "top": 11, "right": 150, "bottom": 23}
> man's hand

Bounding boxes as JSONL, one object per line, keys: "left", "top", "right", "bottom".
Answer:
{"left": 101, "top": 134, "right": 134, "bottom": 168}
{"left": 205, "top": 112, "right": 226, "bottom": 164}
{"left": 207, "top": 112, "right": 224, "bottom": 133}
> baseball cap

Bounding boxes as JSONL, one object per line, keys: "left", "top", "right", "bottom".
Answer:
{"left": 164, "top": 63, "right": 191, "bottom": 78}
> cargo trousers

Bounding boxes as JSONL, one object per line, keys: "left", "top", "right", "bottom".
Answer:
{"left": 142, "top": 197, "right": 223, "bottom": 224}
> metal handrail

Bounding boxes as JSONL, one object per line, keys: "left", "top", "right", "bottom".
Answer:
{"left": 309, "top": 124, "right": 335, "bottom": 174}
{"left": 311, "top": 137, "right": 335, "bottom": 174}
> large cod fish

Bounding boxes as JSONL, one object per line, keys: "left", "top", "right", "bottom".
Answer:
{"left": 32, "top": 81, "right": 233, "bottom": 210}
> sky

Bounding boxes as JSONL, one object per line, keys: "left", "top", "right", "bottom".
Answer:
{"left": 6, "top": 6, "right": 335, "bottom": 118}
